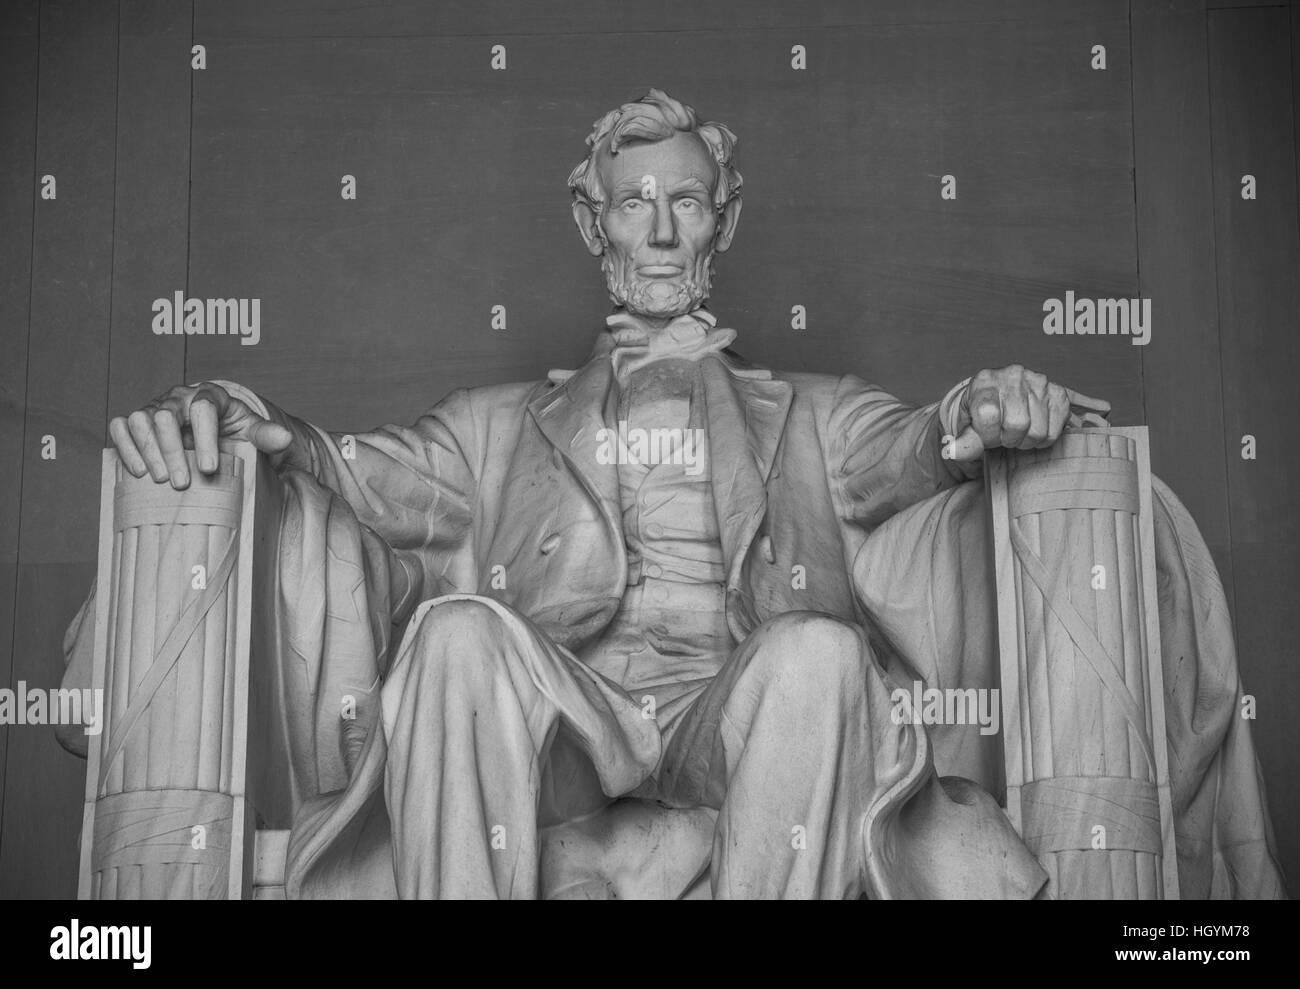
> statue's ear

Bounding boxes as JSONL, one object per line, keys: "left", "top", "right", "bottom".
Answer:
{"left": 571, "top": 200, "right": 604, "bottom": 257}
{"left": 713, "top": 196, "right": 742, "bottom": 254}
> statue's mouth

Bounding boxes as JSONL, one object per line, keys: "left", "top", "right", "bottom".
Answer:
{"left": 637, "top": 264, "right": 685, "bottom": 277}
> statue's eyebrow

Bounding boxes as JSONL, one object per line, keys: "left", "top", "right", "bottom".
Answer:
{"left": 609, "top": 179, "right": 647, "bottom": 199}
{"left": 663, "top": 177, "right": 710, "bottom": 197}
{"left": 609, "top": 175, "right": 713, "bottom": 200}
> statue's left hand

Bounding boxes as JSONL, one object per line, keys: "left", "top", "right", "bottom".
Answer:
{"left": 942, "top": 364, "right": 1110, "bottom": 462}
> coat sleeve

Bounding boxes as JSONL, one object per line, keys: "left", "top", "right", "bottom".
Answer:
{"left": 215, "top": 380, "right": 479, "bottom": 593}
{"left": 825, "top": 373, "right": 978, "bottom": 530}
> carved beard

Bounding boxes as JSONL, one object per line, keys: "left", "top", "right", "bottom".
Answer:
{"left": 598, "top": 231, "right": 716, "bottom": 319}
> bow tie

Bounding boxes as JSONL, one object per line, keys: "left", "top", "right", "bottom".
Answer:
{"left": 603, "top": 309, "right": 736, "bottom": 379}
{"left": 546, "top": 309, "right": 771, "bottom": 384}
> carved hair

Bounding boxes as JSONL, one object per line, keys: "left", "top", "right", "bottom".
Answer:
{"left": 567, "top": 88, "right": 743, "bottom": 214}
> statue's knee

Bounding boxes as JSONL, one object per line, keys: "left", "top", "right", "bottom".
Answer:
{"left": 415, "top": 596, "right": 503, "bottom": 636}
{"left": 404, "top": 596, "right": 512, "bottom": 680}
{"left": 761, "top": 611, "right": 865, "bottom": 662}
{"left": 748, "top": 611, "right": 868, "bottom": 694}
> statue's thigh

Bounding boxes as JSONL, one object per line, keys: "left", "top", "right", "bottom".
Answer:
{"left": 656, "top": 611, "right": 870, "bottom": 808}
{"left": 391, "top": 594, "right": 657, "bottom": 824}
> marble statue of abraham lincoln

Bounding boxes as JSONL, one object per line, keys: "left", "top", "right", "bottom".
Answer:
{"left": 66, "top": 89, "right": 1283, "bottom": 900}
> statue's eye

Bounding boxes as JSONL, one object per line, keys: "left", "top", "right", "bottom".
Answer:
{"left": 621, "top": 199, "right": 647, "bottom": 213}
{"left": 674, "top": 198, "right": 702, "bottom": 213}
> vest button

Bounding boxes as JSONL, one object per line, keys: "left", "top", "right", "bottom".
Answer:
{"left": 645, "top": 522, "right": 664, "bottom": 538}
{"left": 645, "top": 563, "right": 664, "bottom": 579}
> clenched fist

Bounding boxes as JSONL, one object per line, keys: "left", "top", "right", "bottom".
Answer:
{"left": 943, "top": 364, "right": 1110, "bottom": 463}
{"left": 109, "top": 382, "right": 298, "bottom": 489}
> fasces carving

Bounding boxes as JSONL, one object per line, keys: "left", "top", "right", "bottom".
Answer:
{"left": 79, "top": 447, "right": 287, "bottom": 900}
{"left": 989, "top": 428, "right": 1178, "bottom": 899}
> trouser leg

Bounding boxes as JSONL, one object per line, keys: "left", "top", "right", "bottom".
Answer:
{"left": 380, "top": 595, "right": 659, "bottom": 899}
{"left": 658, "top": 611, "right": 899, "bottom": 899}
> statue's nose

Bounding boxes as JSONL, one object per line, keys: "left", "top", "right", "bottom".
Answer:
{"left": 648, "top": 199, "right": 677, "bottom": 247}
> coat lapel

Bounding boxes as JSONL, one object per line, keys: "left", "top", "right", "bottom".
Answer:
{"left": 699, "top": 357, "right": 793, "bottom": 599}
{"left": 474, "top": 356, "right": 624, "bottom": 650}
{"left": 528, "top": 356, "right": 621, "bottom": 515}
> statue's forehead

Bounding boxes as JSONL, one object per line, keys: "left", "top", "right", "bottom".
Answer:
{"left": 594, "top": 130, "right": 718, "bottom": 192}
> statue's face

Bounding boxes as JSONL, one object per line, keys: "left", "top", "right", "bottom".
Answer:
{"left": 588, "top": 131, "right": 729, "bottom": 320}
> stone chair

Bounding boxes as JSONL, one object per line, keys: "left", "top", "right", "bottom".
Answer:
{"left": 71, "top": 426, "right": 1178, "bottom": 900}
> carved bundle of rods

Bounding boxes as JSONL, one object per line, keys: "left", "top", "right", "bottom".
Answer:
{"left": 992, "top": 429, "right": 1178, "bottom": 900}
{"left": 88, "top": 452, "right": 243, "bottom": 899}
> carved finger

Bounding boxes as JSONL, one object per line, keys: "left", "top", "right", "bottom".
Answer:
{"left": 153, "top": 407, "right": 191, "bottom": 488}
{"left": 108, "top": 416, "right": 148, "bottom": 477}
{"left": 1022, "top": 380, "right": 1050, "bottom": 448}
{"left": 967, "top": 385, "right": 1003, "bottom": 447}
{"left": 1046, "top": 384, "right": 1070, "bottom": 445}
{"left": 1063, "top": 387, "right": 1111, "bottom": 417}
{"left": 245, "top": 418, "right": 294, "bottom": 455}
{"left": 999, "top": 388, "right": 1030, "bottom": 448}
{"left": 127, "top": 410, "right": 169, "bottom": 483}
{"left": 189, "top": 382, "right": 231, "bottom": 421}
{"left": 188, "top": 397, "right": 221, "bottom": 473}
{"left": 947, "top": 425, "right": 986, "bottom": 462}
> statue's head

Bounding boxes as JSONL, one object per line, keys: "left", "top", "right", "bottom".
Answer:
{"left": 568, "top": 89, "right": 743, "bottom": 322}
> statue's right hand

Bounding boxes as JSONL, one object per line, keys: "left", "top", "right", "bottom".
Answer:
{"left": 108, "top": 382, "right": 294, "bottom": 489}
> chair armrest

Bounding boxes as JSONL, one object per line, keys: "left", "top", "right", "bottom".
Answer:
{"left": 985, "top": 426, "right": 1179, "bottom": 900}
{"left": 78, "top": 442, "right": 288, "bottom": 899}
